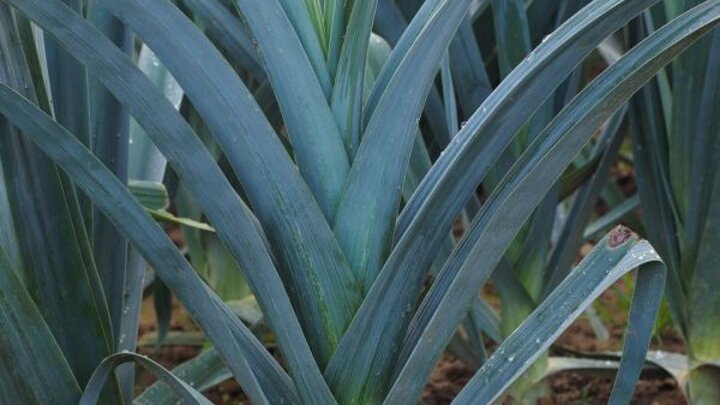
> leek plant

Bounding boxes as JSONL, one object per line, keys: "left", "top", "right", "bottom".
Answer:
{"left": 1, "top": 0, "right": 719, "bottom": 404}
{"left": 627, "top": 1, "right": 720, "bottom": 403}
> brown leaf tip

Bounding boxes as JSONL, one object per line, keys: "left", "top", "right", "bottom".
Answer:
{"left": 608, "top": 225, "right": 636, "bottom": 248}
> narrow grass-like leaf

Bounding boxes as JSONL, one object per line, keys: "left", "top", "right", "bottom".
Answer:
{"left": 0, "top": 163, "right": 19, "bottom": 270}
{"left": 559, "top": 154, "right": 601, "bottom": 200}
{"left": 128, "top": 45, "right": 182, "bottom": 183}
{"left": 584, "top": 194, "right": 641, "bottom": 241}
{"left": 153, "top": 279, "right": 172, "bottom": 349}
{"left": 44, "top": 0, "right": 92, "bottom": 225}
{"left": 368, "top": 0, "right": 450, "bottom": 146}
{"left": 449, "top": 16, "right": 493, "bottom": 120}
{"left": 373, "top": 0, "right": 407, "bottom": 47}
{"left": 119, "top": 43, "right": 185, "bottom": 400}
{"left": 149, "top": 210, "right": 214, "bottom": 233}
{"left": 0, "top": 247, "right": 81, "bottom": 405}
{"left": 492, "top": 0, "right": 532, "bottom": 78}
{"left": 129, "top": 181, "right": 168, "bottom": 211}
{"left": 683, "top": 28, "right": 720, "bottom": 338}
{"left": 667, "top": 1, "right": 712, "bottom": 230}
{"left": 101, "top": 0, "right": 361, "bottom": 366}
{"left": 440, "top": 53, "right": 458, "bottom": 136}
{"left": 80, "top": 353, "right": 213, "bottom": 405}
{"left": 135, "top": 349, "right": 232, "bottom": 405}
{"left": 324, "top": 0, "right": 346, "bottom": 77}
{"left": 364, "top": 0, "right": 439, "bottom": 122}
{"left": 0, "top": 2, "right": 335, "bottom": 401}
{"left": 0, "top": 84, "right": 297, "bottom": 405}
{"left": 627, "top": 25, "right": 687, "bottom": 335}
{"left": 688, "top": 145, "right": 720, "bottom": 362}
{"left": 397, "top": 0, "right": 660, "bottom": 238}
{"left": 87, "top": 4, "right": 132, "bottom": 354}
{"left": 331, "top": 0, "right": 377, "bottom": 156}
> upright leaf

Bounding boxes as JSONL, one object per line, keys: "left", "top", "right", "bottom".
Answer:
{"left": 331, "top": 0, "right": 378, "bottom": 157}
{"left": 0, "top": 248, "right": 81, "bottom": 405}
{"left": 233, "top": 0, "right": 350, "bottom": 220}
{"left": 87, "top": 0, "right": 133, "bottom": 348}
{"left": 275, "top": 0, "right": 332, "bottom": 95}
{"left": 331, "top": 0, "right": 472, "bottom": 295}
{"left": 101, "top": 0, "right": 360, "bottom": 367}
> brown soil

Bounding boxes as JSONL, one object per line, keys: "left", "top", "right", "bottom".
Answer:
{"left": 421, "top": 355, "right": 686, "bottom": 405}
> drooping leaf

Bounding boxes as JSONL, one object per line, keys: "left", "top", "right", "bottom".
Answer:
{"left": 453, "top": 237, "right": 665, "bottom": 404}
{"left": 135, "top": 349, "right": 233, "bottom": 405}
{"left": 80, "top": 353, "right": 213, "bottom": 405}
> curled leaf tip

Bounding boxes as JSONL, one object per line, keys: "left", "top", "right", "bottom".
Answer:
{"left": 608, "top": 225, "right": 636, "bottom": 248}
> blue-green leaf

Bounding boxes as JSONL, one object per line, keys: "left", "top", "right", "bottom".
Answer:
{"left": 232, "top": 0, "right": 350, "bottom": 220}
{"left": 0, "top": 4, "right": 113, "bottom": 387}
{"left": 331, "top": 0, "right": 472, "bottom": 296}
{"left": 331, "top": 0, "right": 378, "bottom": 156}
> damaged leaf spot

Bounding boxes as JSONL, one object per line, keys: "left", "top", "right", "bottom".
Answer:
{"left": 608, "top": 225, "right": 635, "bottom": 248}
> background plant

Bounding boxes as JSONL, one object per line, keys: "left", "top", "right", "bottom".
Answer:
{"left": 0, "top": 0, "right": 718, "bottom": 404}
